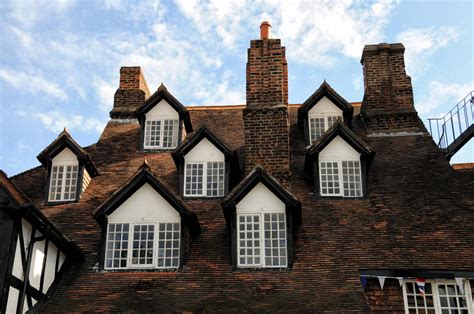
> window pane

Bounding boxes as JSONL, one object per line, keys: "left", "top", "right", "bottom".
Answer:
{"left": 341, "top": 160, "right": 362, "bottom": 197}
{"left": 105, "top": 223, "right": 129, "bottom": 269}
{"left": 162, "top": 119, "right": 179, "bottom": 148}
{"left": 185, "top": 163, "right": 204, "bottom": 195}
{"left": 130, "top": 224, "right": 154, "bottom": 266}
{"left": 263, "top": 213, "right": 287, "bottom": 267}
{"left": 206, "top": 161, "right": 225, "bottom": 197}
{"left": 237, "top": 215, "right": 261, "bottom": 266}
{"left": 309, "top": 117, "right": 325, "bottom": 143}
{"left": 320, "top": 162, "right": 340, "bottom": 195}
{"left": 157, "top": 223, "right": 180, "bottom": 268}
{"left": 404, "top": 281, "right": 436, "bottom": 313}
{"left": 327, "top": 115, "right": 341, "bottom": 128}
{"left": 144, "top": 120, "right": 161, "bottom": 148}
{"left": 49, "top": 164, "right": 78, "bottom": 201}
{"left": 437, "top": 283, "right": 469, "bottom": 311}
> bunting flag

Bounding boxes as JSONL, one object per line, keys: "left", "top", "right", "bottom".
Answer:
{"left": 455, "top": 278, "right": 464, "bottom": 294}
{"left": 396, "top": 277, "right": 404, "bottom": 287}
{"left": 360, "top": 276, "right": 368, "bottom": 290}
{"left": 415, "top": 278, "right": 426, "bottom": 296}
{"left": 378, "top": 276, "right": 386, "bottom": 290}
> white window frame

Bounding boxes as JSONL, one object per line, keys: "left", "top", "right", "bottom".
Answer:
{"left": 183, "top": 160, "right": 225, "bottom": 197}
{"left": 308, "top": 115, "right": 342, "bottom": 143}
{"left": 236, "top": 210, "right": 288, "bottom": 269}
{"left": 402, "top": 279, "right": 474, "bottom": 314}
{"left": 104, "top": 220, "right": 181, "bottom": 270}
{"left": 48, "top": 161, "right": 79, "bottom": 202}
{"left": 144, "top": 118, "right": 179, "bottom": 149}
{"left": 319, "top": 158, "right": 363, "bottom": 197}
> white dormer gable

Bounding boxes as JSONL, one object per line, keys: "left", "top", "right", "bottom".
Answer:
{"left": 52, "top": 147, "right": 78, "bottom": 164}
{"left": 145, "top": 99, "right": 179, "bottom": 119}
{"left": 184, "top": 138, "right": 224, "bottom": 162}
{"left": 108, "top": 183, "right": 180, "bottom": 223}
{"left": 236, "top": 182, "right": 285, "bottom": 213}
{"left": 319, "top": 136, "right": 360, "bottom": 159}
{"left": 308, "top": 96, "right": 343, "bottom": 116}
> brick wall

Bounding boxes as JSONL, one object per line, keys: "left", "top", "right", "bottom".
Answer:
{"left": 244, "top": 36, "right": 291, "bottom": 187}
{"left": 364, "top": 278, "right": 405, "bottom": 312}
{"left": 361, "top": 43, "right": 419, "bottom": 133}
{"left": 110, "top": 67, "right": 150, "bottom": 119}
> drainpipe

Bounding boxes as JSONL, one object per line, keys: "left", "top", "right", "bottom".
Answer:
{"left": 17, "top": 228, "right": 45, "bottom": 314}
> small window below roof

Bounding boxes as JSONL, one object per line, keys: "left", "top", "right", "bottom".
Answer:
{"left": 319, "top": 160, "right": 362, "bottom": 197}
{"left": 144, "top": 119, "right": 179, "bottom": 149}
{"left": 48, "top": 148, "right": 79, "bottom": 202}
{"left": 309, "top": 115, "right": 341, "bottom": 142}
{"left": 184, "top": 161, "right": 225, "bottom": 197}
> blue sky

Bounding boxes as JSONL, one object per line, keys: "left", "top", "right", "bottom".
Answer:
{"left": 0, "top": 0, "right": 473, "bottom": 176}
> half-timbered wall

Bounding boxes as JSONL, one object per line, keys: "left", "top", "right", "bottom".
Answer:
{"left": 3, "top": 217, "right": 67, "bottom": 314}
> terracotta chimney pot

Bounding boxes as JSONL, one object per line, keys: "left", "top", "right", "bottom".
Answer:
{"left": 260, "top": 21, "right": 271, "bottom": 39}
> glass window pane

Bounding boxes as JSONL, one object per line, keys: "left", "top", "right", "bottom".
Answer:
{"left": 105, "top": 223, "right": 129, "bottom": 269}
{"left": 157, "top": 223, "right": 180, "bottom": 269}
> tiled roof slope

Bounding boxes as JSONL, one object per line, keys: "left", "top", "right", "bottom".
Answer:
{"left": 10, "top": 105, "right": 474, "bottom": 312}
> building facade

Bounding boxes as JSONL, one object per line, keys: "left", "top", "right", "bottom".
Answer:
{"left": 1, "top": 22, "right": 473, "bottom": 313}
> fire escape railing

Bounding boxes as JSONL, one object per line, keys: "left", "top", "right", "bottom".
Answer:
{"left": 428, "top": 91, "right": 474, "bottom": 154}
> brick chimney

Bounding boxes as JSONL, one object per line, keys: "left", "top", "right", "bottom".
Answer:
{"left": 110, "top": 66, "right": 151, "bottom": 119}
{"left": 360, "top": 43, "right": 419, "bottom": 132}
{"left": 243, "top": 22, "right": 291, "bottom": 187}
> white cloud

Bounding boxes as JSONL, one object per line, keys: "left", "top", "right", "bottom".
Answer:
{"left": 93, "top": 78, "right": 116, "bottom": 112}
{"left": 416, "top": 80, "right": 474, "bottom": 115}
{"left": 36, "top": 110, "right": 106, "bottom": 134}
{"left": 397, "top": 26, "right": 459, "bottom": 77}
{"left": 7, "top": 0, "right": 77, "bottom": 28}
{"left": 0, "top": 68, "right": 68, "bottom": 101}
{"left": 174, "top": 0, "right": 396, "bottom": 65}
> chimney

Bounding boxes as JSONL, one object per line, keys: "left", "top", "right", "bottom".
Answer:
{"left": 243, "top": 22, "right": 291, "bottom": 187}
{"left": 360, "top": 43, "right": 419, "bottom": 132}
{"left": 110, "top": 66, "right": 151, "bottom": 119}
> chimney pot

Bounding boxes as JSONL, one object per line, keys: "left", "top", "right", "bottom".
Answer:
{"left": 260, "top": 21, "right": 271, "bottom": 39}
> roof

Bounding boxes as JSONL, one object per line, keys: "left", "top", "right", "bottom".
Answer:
{"left": 36, "top": 128, "right": 99, "bottom": 177}
{"left": 136, "top": 83, "right": 193, "bottom": 132}
{"left": 298, "top": 81, "right": 354, "bottom": 128}
{"left": 8, "top": 105, "right": 474, "bottom": 312}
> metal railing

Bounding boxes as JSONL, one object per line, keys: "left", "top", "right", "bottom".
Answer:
{"left": 428, "top": 91, "right": 474, "bottom": 150}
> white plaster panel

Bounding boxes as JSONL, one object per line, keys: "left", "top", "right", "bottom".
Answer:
{"left": 236, "top": 182, "right": 285, "bottom": 213}
{"left": 6, "top": 287, "right": 19, "bottom": 314}
{"left": 22, "top": 220, "right": 32, "bottom": 256}
{"left": 184, "top": 138, "right": 224, "bottom": 162}
{"left": 43, "top": 242, "right": 58, "bottom": 293}
{"left": 29, "top": 230, "right": 45, "bottom": 290}
{"left": 82, "top": 169, "right": 91, "bottom": 193}
{"left": 145, "top": 99, "right": 179, "bottom": 119}
{"left": 319, "top": 135, "right": 360, "bottom": 159}
{"left": 52, "top": 147, "right": 78, "bottom": 164}
{"left": 12, "top": 235, "right": 23, "bottom": 279}
{"left": 108, "top": 183, "right": 180, "bottom": 223}
{"left": 59, "top": 252, "right": 66, "bottom": 270}
{"left": 308, "top": 96, "right": 343, "bottom": 116}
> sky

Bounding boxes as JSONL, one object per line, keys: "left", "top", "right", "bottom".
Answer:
{"left": 0, "top": 0, "right": 473, "bottom": 176}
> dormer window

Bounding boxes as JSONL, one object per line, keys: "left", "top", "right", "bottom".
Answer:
{"left": 298, "top": 81, "right": 353, "bottom": 146}
{"left": 172, "top": 126, "right": 240, "bottom": 198}
{"left": 49, "top": 149, "right": 79, "bottom": 201}
{"left": 93, "top": 163, "right": 201, "bottom": 271}
{"left": 136, "top": 84, "right": 193, "bottom": 151}
{"left": 305, "top": 122, "right": 374, "bottom": 198}
{"left": 37, "top": 129, "right": 98, "bottom": 203}
{"left": 222, "top": 166, "right": 301, "bottom": 269}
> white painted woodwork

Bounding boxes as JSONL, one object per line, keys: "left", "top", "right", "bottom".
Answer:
{"left": 43, "top": 242, "right": 58, "bottom": 292}
{"left": 52, "top": 147, "right": 78, "bottom": 164}
{"left": 145, "top": 100, "right": 179, "bottom": 119}
{"left": 319, "top": 135, "right": 360, "bottom": 160}
{"left": 308, "top": 96, "right": 343, "bottom": 116}
{"left": 236, "top": 182, "right": 285, "bottom": 213}
{"left": 184, "top": 138, "right": 224, "bottom": 162}
{"left": 82, "top": 169, "right": 91, "bottom": 193}
{"left": 108, "top": 183, "right": 180, "bottom": 223}
{"left": 29, "top": 230, "right": 45, "bottom": 290}
{"left": 22, "top": 219, "right": 32, "bottom": 252}
{"left": 5, "top": 287, "right": 19, "bottom": 314}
